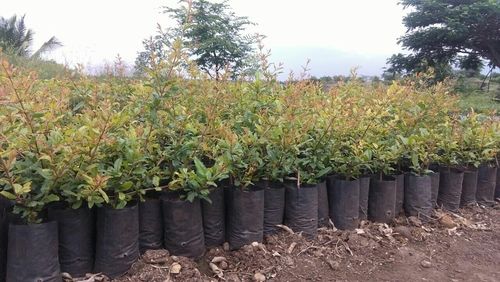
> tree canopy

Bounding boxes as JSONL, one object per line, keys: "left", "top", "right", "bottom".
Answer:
{"left": 387, "top": 0, "right": 500, "bottom": 80}
{"left": 136, "top": 0, "right": 258, "bottom": 79}
{"left": 0, "top": 15, "right": 62, "bottom": 58}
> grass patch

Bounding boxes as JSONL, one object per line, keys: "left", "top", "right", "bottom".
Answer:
{"left": 458, "top": 90, "right": 500, "bottom": 114}
{"left": 455, "top": 76, "right": 499, "bottom": 114}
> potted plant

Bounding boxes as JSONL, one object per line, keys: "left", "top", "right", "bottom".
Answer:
{"left": 327, "top": 136, "right": 365, "bottom": 230}
{"left": 0, "top": 62, "right": 62, "bottom": 281}
{"left": 436, "top": 120, "right": 465, "bottom": 211}
{"left": 366, "top": 133, "right": 400, "bottom": 224}
{"left": 473, "top": 116, "right": 499, "bottom": 206}
{"left": 91, "top": 122, "right": 145, "bottom": 278}
{"left": 399, "top": 128, "right": 438, "bottom": 220}
{"left": 458, "top": 113, "right": 484, "bottom": 206}
{"left": 218, "top": 128, "right": 265, "bottom": 249}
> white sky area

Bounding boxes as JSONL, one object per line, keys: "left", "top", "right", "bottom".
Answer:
{"left": 2, "top": 0, "right": 408, "bottom": 76}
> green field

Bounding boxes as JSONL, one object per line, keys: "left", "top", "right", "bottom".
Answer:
{"left": 456, "top": 76, "right": 500, "bottom": 114}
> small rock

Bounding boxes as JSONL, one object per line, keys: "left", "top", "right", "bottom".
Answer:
{"left": 408, "top": 216, "right": 422, "bottom": 227}
{"left": 170, "top": 262, "right": 182, "bottom": 274}
{"left": 420, "top": 260, "right": 432, "bottom": 268}
{"left": 223, "top": 242, "right": 230, "bottom": 251}
{"left": 61, "top": 272, "right": 72, "bottom": 280}
{"left": 243, "top": 244, "right": 254, "bottom": 253}
{"left": 171, "top": 255, "right": 179, "bottom": 262}
{"left": 394, "top": 226, "right": 413, "bottom": 239}
{"left": 209, "top": 262, "right": 223, "bottom": 277}
{"left": 439, "top": 214, "right": 457, "bottom": 228}
{"left": 253, "top": 272, "right": 266, "bottom": 281}
{"left": 251, "top": 241, "right": 259, "bottom": 247}
{"left": 313, "top": 250, "right": 323, "bottom": 257}
{"left": 220, "top": 261, "right": 229, "bottom": 270}
{"left": 211, "top": 256, "right": 226, "bottom": 263}
{"left": 207, "top": 248, "right": 218, "bottom": 256}
{"left": 326, "top": 259, "right": 340, "bottom": 270}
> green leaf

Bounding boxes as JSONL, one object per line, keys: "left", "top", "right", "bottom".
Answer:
{"left": 13, "top": 182, "right": 31, "bottom": 195}
{"left": 98, "top": 189, "right": 109, "bottom": 203}
{"left": 152, "top": 176, "right": 160, "bottom": 187}
{"left": 42, "top": 194, "right": 60, "bottom": 203}
{"left": 120, "top": 181, "right": 133, "bottom": 190}
{"left": 194, "top": 157, "right": 207, "bottom": 176}
{"left": 316, "top": 167, "right": 331, "bottom": 179}
{"left": 38, "top": 169, "right": 53, "bottom": 180}
{"left": 118, "top": 192, "right": 126, "bottom": 201}
{"left": 71, "top": 201, "right": 83, "bottom": 209}
{"left": 32, "top": 112, "right": 45, "bottom": 119}
{"left": 116, "top": 201, "right": 127, "bottom": 209}
{"left": 186, "top": 192, "right": 196, "bottom": 202}
{"left": 13, "top": 183, "right": 23, "bottom": 194}
{"left": 411, "top": 153, "right": 419, "bottom": 170}
{"left": 114, "top": 158, "right": 123, "bottom": 171}
{"left": 0, "top": 191, "right": 16, "bottom": 200}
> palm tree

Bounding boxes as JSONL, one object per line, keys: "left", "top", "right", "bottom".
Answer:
{"left": 0, "top": 15, "right": 62, "bottom": 58}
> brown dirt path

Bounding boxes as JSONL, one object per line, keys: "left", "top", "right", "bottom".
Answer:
{"left": 107, "top": 204, "right": 500, "bottom": 282}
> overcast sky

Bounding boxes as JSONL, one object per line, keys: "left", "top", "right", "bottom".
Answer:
{"left": 2, "top": 0, "right": 408, "bottom": 76}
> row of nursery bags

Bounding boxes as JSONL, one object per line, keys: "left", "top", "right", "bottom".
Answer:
{"left": 0, "top": 166, "right": 499, "bottom": 281}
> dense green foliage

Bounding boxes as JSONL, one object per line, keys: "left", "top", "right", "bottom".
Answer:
{"left": 1, "top": 51, "right": 499, "bottom": 223}
{"left": 387, "top": 0, "right": 500, "bottom": 80}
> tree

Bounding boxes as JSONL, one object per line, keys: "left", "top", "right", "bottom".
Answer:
{"left": 387, "top": 0, "right": 500, "bottom": 80}
{"left": 0, "top": 15, "right": 62, "bottom": 58}
{"left": 136, "top": 0, "right": 258, "bottom": 79}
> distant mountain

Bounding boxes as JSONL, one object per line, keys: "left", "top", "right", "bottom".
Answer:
{"left": 269, "top": 46, "right": 391, "bottom": 79}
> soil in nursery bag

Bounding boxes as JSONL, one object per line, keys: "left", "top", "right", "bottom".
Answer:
{"left": 327, "top": 177, "right": 360, "bottom": 230}
{"left": 284, "top": 182, "right": 318, "bottom": 239}
{"left": 226, "top": 185, "right": 265, "bottom": 250}
{"left": 139, "top": 198, "right": 163, "bottom": 252}
{"left": 404, "top": 174, "right": 432, "bottom": 221}
{"left": 395, "top": 174, "right": 405, "bottom": 214}
{"left": 47, "top": 206, "right": 95, "bottom": 278}
{"left": 94, "top": 204, "right": 139, "bottom": 279}
{"left": 202, "top": 186, "right": 225, "bottom": 246}
{"left": 438, "top": 168, "right": 464, "bottom": 212}
{"left": 460, "top": 169, "right": 478, "bottom": 207}
{"left": 368, "top": 177, "right": 396, "bottom": 223}
{"left": 317, "top": 181, "right": 330, "bottom": 227}
{"left": 263, "top": 181, "right": 285, "bottom": 235}
{"left": 430, "top": 171, "right": 440, "bottom": 207}
{"left": 6, "top": 221, "right": 62, "bottom": 282}
{"left": 476, "top": 165, "right": 498, "bottom": 206}
{"left": 162, "top": 197, "right": 205, "bottom": 258}
{"left": 358, "top": 176, "right": 370, "bottom": 220}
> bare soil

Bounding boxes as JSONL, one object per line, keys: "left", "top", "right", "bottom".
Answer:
{"left": 94, "top": 203, "right": 500, "bottom": 282}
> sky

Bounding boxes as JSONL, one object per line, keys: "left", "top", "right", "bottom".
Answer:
{"left": 2, "top": 0, "right": 408, "bottom": 77}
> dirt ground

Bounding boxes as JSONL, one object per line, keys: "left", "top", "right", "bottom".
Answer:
{"left": 86, "top": 203, "right": 500, "bottom": 282}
